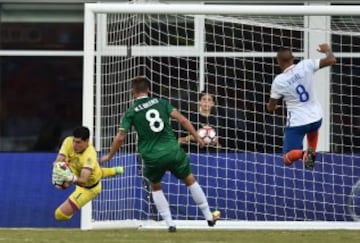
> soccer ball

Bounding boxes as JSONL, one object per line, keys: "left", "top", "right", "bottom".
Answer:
{"left": 52, "top": 161, "right": 72, "bottom": 190}
{"left": 198, "top": 125, "right": 216, "bottom": 144}
{"left": 54, "top": 180, "right": 72, "bottom": 190}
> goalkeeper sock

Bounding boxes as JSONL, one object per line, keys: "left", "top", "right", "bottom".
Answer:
{"left": 188, "top": 182, "right": 213, "bottom": 221}
{"left": 55, "top": 208, "right": 72, "bottom": 221}
{"left": 101, "top": 167, "right": 124, "bottom": 178}
{"left": 152, "top": 190, "right": 175, "bottom": 227}
{"left": 101, "top": 168, "right": 116, "bottom": 178}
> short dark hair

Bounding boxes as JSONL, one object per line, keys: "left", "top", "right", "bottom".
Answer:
{"left": 199, "top": 92, "right": 216, "bottom": 103}
{"left": 132, "top": 76, "right": 150, "bottom": 93}
{"left": 277, "top": 47, "right": 294, "bottom": 62}
{"left": 73, "top": 126, "right": 90, "bottom": 140}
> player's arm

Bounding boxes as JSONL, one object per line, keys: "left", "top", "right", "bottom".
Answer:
{"left": 73, "top": 168, "right": 92, "bottom": 186}
{"left": 52, "top": 154, "right": 67, "bottom": 168}
{"left": 178, "top": 135, "right": 193, "bottom": 144}
{"left": 267, "top": 78, "right": 282, "bottom": 113}
{"left": 317, "top": 43, "right": 336, "bottom": 68}
{"left": 171, "top": 109, "right": 205, "bottom": 147}
{"left": 52, "top": 137, "right": 72, "bottom": 166}
{"left": 58, "top": 166, "right": 91, "bottom": 186}
{"left": 54, "top": 154, "right": 65, "bottom": 163}
{"left": 266, "top": 98, "right": 279, "bottom": 113}
{"left": 178, "top": 133, "right": 194, "bottom": 144}
{"left": 100, "top": 129, "right": 127, "bottom": 164}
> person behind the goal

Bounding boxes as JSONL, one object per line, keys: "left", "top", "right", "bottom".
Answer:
{"left": 101, "top": 76, "right": 220, "bottom": 232}
{"left": 178, "top": 92, "right": 222, "bottom": 151}
{"left": 267, "top": 43, "right": 336, "bottom": 169}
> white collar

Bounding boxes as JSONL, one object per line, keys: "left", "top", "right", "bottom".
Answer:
{"left": 136, "top": 95, "right": 148, "bottom": 100}
{"left": 283, "top": 64, "right": 295, "bottom": 73}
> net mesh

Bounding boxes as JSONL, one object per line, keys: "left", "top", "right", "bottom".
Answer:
{"left": 89, "top": 12, "right": 360, "bottom": 224}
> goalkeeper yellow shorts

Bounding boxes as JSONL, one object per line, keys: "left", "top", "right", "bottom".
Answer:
{"left": 68, "top": 181, "right": 102, "bottom": 209}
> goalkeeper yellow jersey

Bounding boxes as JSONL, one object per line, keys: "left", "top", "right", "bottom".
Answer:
{"left": 59, "top": 136, "right": 102, "bottom": 188}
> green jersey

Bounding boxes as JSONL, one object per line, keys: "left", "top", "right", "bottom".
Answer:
{"left": 120, "top": 96, "right": 179, "bottom": 160}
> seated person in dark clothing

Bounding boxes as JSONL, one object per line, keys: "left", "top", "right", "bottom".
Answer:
{"left": 178, "top": 91, "right": 246, "bottom": 152}
{"left": 217, "top": 105, "right": 245, "bottom": 151}
{"left": 179, "top": 92, "right": 222, "bottom": 152}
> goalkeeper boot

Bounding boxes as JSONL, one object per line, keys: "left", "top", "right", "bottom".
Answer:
{"left": 168, "top": 226, "right": 177, "bottom": 233}
{"left": 207, "top": 210, "right": 221, "bottom": 227}
{"left": 115, "top": 166, "right": 124, "bottom": 175}
{"left": 303, "top": 148, "right": 316, "bottom": 169}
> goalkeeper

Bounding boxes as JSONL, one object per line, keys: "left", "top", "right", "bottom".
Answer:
{"left": 52, "top": 126, "right": 124, "bottom": 221}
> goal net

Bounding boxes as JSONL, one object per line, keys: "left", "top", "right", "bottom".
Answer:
{"left": 82, "top": 3, "right": 360, "bottom": 230}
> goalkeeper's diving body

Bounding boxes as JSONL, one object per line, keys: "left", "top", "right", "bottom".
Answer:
{"left": 101, "top": 76, "right": 220, "bottom": 232}
{"left": 52, "top": 126, "right": 124, "bottom": 221}
{"left": 267, "top": 43, "right": 336, "bottom": 169}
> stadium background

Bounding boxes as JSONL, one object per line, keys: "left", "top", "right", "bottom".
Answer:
{"left": 0, "top": 0, "right": 359, "bottom": 228}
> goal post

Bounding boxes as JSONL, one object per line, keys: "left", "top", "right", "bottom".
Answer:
{"left": 82, "top": 2, "right": 360, "bottom": 230}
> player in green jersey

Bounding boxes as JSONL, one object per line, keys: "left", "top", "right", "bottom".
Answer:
{"left": 101, "top": 76, "right": 220, "bottom": 232}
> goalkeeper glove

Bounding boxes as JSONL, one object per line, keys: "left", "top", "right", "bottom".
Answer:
{"left": 52, "top": 170, "right": 77, "bottom": 184}
{"left": 52, "top": 172, "right": 64, "bottom": 185}
{"left": 52, "top": 163, "right": 77, "bottom": 184}
{"left": 64, "top": 174, "right": 78, "bottom": 184}
{"left": 52, "top": 165, "right": 65, "bottom": 184}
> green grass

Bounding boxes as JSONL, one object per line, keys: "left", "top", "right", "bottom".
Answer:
{"left": 1, "top": 229, "right": 360, "bottom": 243}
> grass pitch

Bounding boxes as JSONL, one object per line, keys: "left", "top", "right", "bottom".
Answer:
{"left": 0, "top": 229, "right": 360, "bottom": 243}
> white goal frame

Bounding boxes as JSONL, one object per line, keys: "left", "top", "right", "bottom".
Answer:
{"left": 82, "top": 2, "right": 360, "bottom": 230}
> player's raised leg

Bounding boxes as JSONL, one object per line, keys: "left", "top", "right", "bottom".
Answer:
{"left": 306, "top": 130, "right": 319, "bottom": 150}
{"left": 55, "top": 199, "right": 77, "bottom": 220}
{"left": 282, "top": 126, "right": 305, "bottom": 166}
{"left": 101, "top": 167, "right": 124, "bottom": 178}
{"left": 55, "top": 183, "right": 101, "bottom": 221}
{"left": 283, "top": 149, "right": 303, "bottom": 166}
{"left": 303, "top": 120, "right": 322, "bottom": 169}
{"left": 303, "top": 130, "right": 319, "bottom": 169}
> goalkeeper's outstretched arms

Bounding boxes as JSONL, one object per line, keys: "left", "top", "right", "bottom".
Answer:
{"left": 52, "top": 154, "right": 66, "bottom": 166}
{"left": 52, "top": 135, "right": 72, "bottom": 166}
{"left": 54, "top": 165, "right": 92, "bottom": 186}
{"left": 69, "top": 168, "right": 91, "bottom": 186}
{"left": 100, "top": 129, "right": 127, "bottom": 164}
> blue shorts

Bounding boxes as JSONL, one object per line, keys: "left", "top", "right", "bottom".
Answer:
{"left": 283, "top": 119, "right": 322, "bottom": 153}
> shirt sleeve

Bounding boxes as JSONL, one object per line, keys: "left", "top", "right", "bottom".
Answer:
{"left": 119, "top": 110, "right": 133, "bottom": 132}
{"left": 82, "top": 148, "right": 98, "bottom": 170}
{"left": 304, "top": 59, "right": 320, "bottom": 72}
{"left": 270, "top": 78, "right": 283, "bottom": 99}
{"left": 313, "top": 59, "right": 320, "bottom": 71}
{"left": 58, "top": 137, "right": 71, "bottom": 160}
{"left": 160, "top": 99, "right": 175, "bottom": 115}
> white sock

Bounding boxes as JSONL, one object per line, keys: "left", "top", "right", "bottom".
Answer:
{"left": 188, "top": 182, "right": 213, "bottom": 221}
{"left": 152, "top": 190, "right": 175, "bottom": 227}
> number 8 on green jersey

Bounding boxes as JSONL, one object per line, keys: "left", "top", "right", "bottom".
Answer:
{"left": 120, "top": 96, "right": 191, "bottom": 183}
